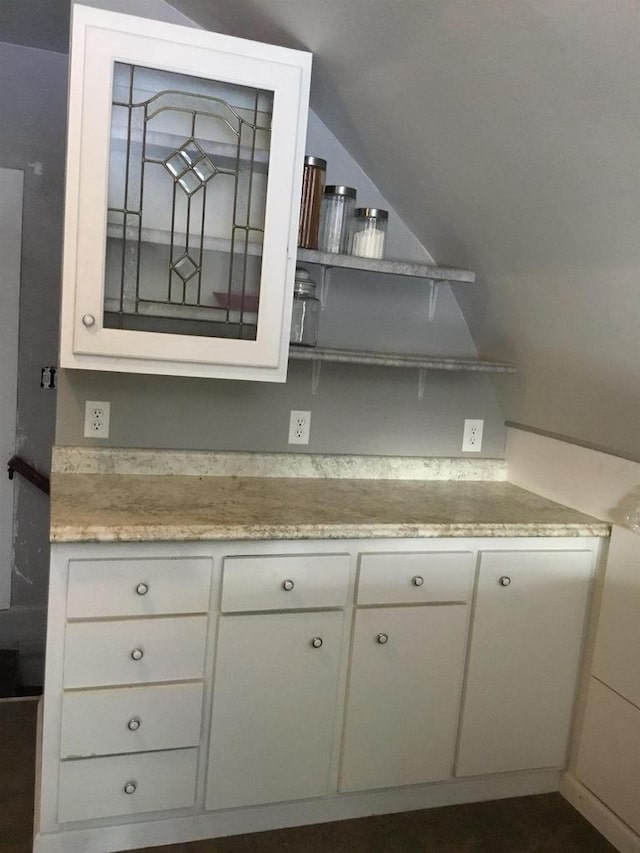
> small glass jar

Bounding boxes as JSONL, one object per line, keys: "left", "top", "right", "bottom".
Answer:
{"left": 290, "top": 267, "right": 320, "bottom": 347}
{"left": 349, "top": 207, "right": 388, "bottom": 259}
{"left": 318, "top": 185, "right": 357, "bottom": 254}
{"left": 297, "top": 156, "right": 326, "bottom": 249}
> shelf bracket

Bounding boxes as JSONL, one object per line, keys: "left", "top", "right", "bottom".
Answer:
{"left": 417, "top": 368, "right": 427, "bottom": 401}
{"left": 319, "top": 266, "right": 331, "bottom": 310}
{"left": 311, "top": 360, "right": 322, "bottom": 395}
{"left": 428, "top": 279, "right": 447, "bottom": 321}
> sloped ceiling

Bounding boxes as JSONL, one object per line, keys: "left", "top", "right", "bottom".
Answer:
{"left": 6, "top": 0, "right": 639, "bottom": 459}
{"left": 0, "top": 0, "right": 71, "bottom": 52}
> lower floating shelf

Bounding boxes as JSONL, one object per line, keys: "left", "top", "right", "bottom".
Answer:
{"left": 289, "top": 345, "right": 516, "bottom": 374}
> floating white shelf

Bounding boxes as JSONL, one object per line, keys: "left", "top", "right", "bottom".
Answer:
{"left": 289, "top": 345, "right": 516, "bottom": 374}
{"left": 296, "top": 248, "right": 475, "bottom": 285}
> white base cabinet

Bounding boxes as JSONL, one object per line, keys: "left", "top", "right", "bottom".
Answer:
{"left": 340, "top": 604, "right": 469, "bottom": 792}
{"left": 207, "top": 611, "right": 346, "bottom": 810}
{"left": 35, "top": 537, "right": 600, "bottom": 853}
{"left": 456, "top": 549, "right": 593, "bottom": 777}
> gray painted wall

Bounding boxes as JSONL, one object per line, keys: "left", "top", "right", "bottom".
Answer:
{"left": 56, "top": 95, "right": 505, "bottom": 458}
{"left": 0, "top": 42, "right": 68, "bottom": 680}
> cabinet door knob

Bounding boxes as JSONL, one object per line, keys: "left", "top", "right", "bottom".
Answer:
{"left": 127, "top": 717, "right": 141, "bottom": 732}
{"left": 130, "top": 648, "right": 144, "bottom": 661}
{"left": 310, "top": 637, "right": 323, "bottom": 648}
{"left": 376, "top": 633, "right": 389, "bottom": 645}
{"left": 499, "top": 576, "right": 512, "bottom": 587}
{"left": 81, "top": 313, "right": 96, "bottom": 327}
{"left": 412, "top": 575, "right": 424, "bottom": 587}
{"left": 282, "top": 579, "right": 295, "bottom": 591}
{"left": 135, "top": 582, "right": 149, "bottom": 596}
{"left": 123, "top": 781, "right": 137, "bottom": 795}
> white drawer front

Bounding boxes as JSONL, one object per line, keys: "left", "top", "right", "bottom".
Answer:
{"left": 61, "top": 682, "right": 204, "bottom": 758}
{"left": 67, "top": 557, "right": 212, "bottom": 618}
{"left": 221, "top": 554, "right": 350, "bottom": 612}
{"left": 357, "top": 552, "right": 475, "bottom": 605}
{"left": 63, "top": 616, "right": 208, "bottom": 688}
{"left": 57, "top": 748, "right": 198, "bottom": 823}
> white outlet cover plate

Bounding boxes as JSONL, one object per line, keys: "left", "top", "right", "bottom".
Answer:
{"left": 288, "top": 410, "right": 311, "bottom": 445}
{"left": 84, "top": 400, "right": 110, "bottom": 439}
{"left": 462, "top": 418, "right": 484, "bottom": 452}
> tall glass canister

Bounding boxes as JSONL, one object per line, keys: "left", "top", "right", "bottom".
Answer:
{"left": 297, "top": 156, "right": 326, "bottom": 249}
{"left": 318, "top": 185, "right": 356, "bottom": 254}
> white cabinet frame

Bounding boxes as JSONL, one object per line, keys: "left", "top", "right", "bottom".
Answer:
{"left": 60, "top": 6, "right": 311, "bottom": 380}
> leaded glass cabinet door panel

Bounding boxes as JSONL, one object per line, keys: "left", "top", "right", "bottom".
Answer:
{"left": 60, "top": 6, "right": 311, "bottom": 380}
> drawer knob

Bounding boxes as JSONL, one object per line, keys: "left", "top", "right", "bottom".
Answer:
{"left": 376, "top": 633, "right": 389, "bottom": 645}
{"left": 127, "top": 717, "right": 141, "bottom": 732}
{"left": 499, "top": 576, "right": 512, "bottom": 587}
{"left": 123, "top": 781, "right": 137, "bottom": 795}
{"left": 130, "top": 648, "right": 144, "bottom": 661}
{"left": 135, "top": 582, "right": 149, "bottom": 596}
{"left": 81, "top": 313, "right": 96, "bottom": 327}
{"left": 412, "top": 575, "right": 424, "bottom": 587}
{"left": 311, "top": 637, "right": 323, "bottom": 648}
{"left": 282, "top": 579, "right": 295, "bottom": 591}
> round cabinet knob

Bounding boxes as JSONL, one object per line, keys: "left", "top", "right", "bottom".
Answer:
{"left": 123, "top": 781, "right": 137, "bottom": 795}
{"left": 282, "top": 579, "right": 295, "bottom": 591}
{"left": 499, "top": 576, "right": 512, "bottom": 587}
{"left": 311, "top": 637, "right": 323, "bottom": 648}
{"left": 376, "top": 633, "right": 389, "bottom": 645}
{"left": 127, "top": 717, "right": 141, "bottom": 732}
{"left": 412, "top": 575, "right": 424, "bottom": 587}
{"left": 81, "top": 313, "right": 96, "bottom": 327}
{"left": 135, "top": 582, "right": 149, "bottom": 596}
{"left": 130, "top": 648, "right": 144, "bottom": 661}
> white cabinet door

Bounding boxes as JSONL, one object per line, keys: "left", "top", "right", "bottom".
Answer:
{"left": 340, "top": 605, "right": 469, "bottom": 792}
{"left": 60, "top": 5, "right": 310, "bottom": 381}
{"left": 206, "top": 610, "right": 345, "bottom": 810}
{"left": 591, "top": 526, "right": 640, "bottom": 708}
{"left": 575, "top": 677, "right": 640, "bottom": 836}
{"left": 456, "top": 549, "right": 593, "bottom": 777}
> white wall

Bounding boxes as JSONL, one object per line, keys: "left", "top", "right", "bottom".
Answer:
{"left": 0, "top": 168, "right": 23, "bottom": 610}
{"left": 0, "top": 42, "right": 68, "bottom": 684}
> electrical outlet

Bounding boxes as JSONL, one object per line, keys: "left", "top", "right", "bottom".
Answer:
{"left": 84, "top": 400, "right": 110, "bottom": 439}
{"left": 288, "top": 410, "right": 311, "bottom": 445}
{"left": 462, "top": 418, "right": 484, "bottom": 452}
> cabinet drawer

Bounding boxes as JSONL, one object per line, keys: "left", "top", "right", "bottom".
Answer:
{"left": 67, "top": 557, "right": 212, "bottom": 618}
{"left": 221, "top": 554, "right": 350, "bottom": 612}
{"left": 357, "top": 552, "right": 475, "bottom": 605}
{"left": 63, "top": 616, "right": 208, "bottom": 688}
{"left": 61, "top": 682, "right": 204, "bottom": 758}
{"left": 57, "top": 748, "right": 198, "bottom": 823}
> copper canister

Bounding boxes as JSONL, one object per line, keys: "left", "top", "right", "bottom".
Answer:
{"left": 297, "top": 156, "right": 326, "bottom": 249}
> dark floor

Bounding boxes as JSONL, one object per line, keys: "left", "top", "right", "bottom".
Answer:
{"left": 1, "top": 700, "right": 616, "bottom": 853}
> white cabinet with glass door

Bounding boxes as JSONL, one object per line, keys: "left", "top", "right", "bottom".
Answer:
{"left": 59, "top": 5, "right": 311, "bottom": 380}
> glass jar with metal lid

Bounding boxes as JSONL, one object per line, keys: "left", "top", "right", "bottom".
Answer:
{"left": 318, "top": 185, "right": 357, "bottom": 254}
{"left": 297, "top": 156, "right": 327, "bottom": 249}
{"left": 290, "top": 267, "right": 320, "bottom": 346}
{"left": 350, "top": 207, "right": 388, "bottom": 259}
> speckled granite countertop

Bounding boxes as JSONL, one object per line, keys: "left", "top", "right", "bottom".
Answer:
{"left": 49, "top": 449, "right": 610, "bottom": 543}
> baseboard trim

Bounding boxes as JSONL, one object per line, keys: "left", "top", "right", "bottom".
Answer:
{"left": 34, "top": 768, "right": 561, "bottom": 853}
{"left": 560, "top": 773, "right": 640, "bottom": 853}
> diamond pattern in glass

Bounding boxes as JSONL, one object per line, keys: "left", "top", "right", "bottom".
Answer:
{"left": 173, "top": 253, "right": 199, "bottom": 282}
{"left": 163, "top": 139, "right": 218, "bottom": 196}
